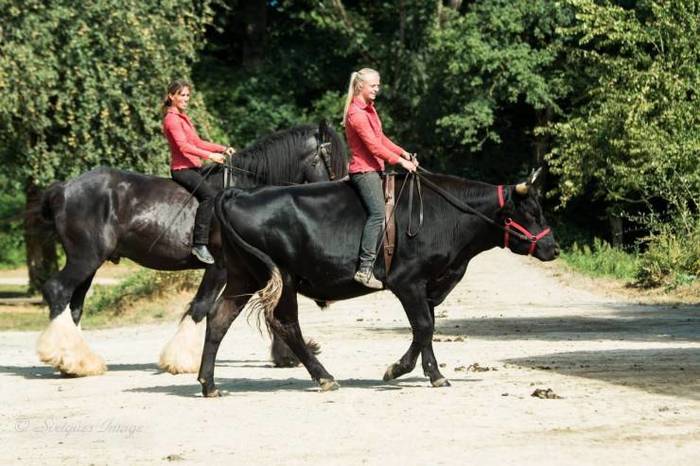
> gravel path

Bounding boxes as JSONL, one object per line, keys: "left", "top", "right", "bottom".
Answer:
{"left": 1, "top": 248, "right": 698, "bottom": 465}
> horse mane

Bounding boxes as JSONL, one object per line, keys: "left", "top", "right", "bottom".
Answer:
{"left": 229, "top": 123, "right": 348, "bottom": 185}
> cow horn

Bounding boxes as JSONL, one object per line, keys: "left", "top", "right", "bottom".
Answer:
{"left": 528, "top": 167, "right": 543, "bottom": 186}
{"left": 515, "top": 182, "right": 529, "bottom": 195}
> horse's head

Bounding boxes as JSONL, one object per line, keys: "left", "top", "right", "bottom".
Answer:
{"left": 231, "top": 122, "right": 348, "bottom": 187}
{"left": 498, "top": 168, "right": 559, "bottom": 261}
{"left": 300, "top": 120, "right": 348, "bottom": 183}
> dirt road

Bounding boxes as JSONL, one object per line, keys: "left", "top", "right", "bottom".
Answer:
{"left": 1, "top": 249, "right": 698, "bottom": 465}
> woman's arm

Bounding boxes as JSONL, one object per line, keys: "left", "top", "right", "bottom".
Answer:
{"left": 192, "top": 132, "right": 227, "bottom": 153}
{"left": 381, "top": 134, "right": 408, "bottom": 158}
{"left": 164, "top": 114, "right": 214, "bottom": 160}
{"left": 348, "top": 112, "right": 401, "bottom": 164}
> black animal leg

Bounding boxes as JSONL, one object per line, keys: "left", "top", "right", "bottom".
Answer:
{"left": 197, "top": 289, "right": 250, "bottom": 397}
{"left": 386, "top": 287, "right": 449, "bottom": 387}
{"left": 188, "top": 264, "right": 227, "bottom": 323}
{"left": 69, "top": 273, "right": 96, "bottom": 324}
{"left": 42, "top": 258, "right": 103, "bottom": 320}
{"left": 159, "top": 265, "right": 228, "bottom": 375}
{"left": 269, "top": 274, "right": 337, "bottom": 391}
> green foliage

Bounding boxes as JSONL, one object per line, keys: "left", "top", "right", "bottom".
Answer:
{"left": 0, "top": 0, "right": 218, "bottom": 186}
{"left": 86, "top": 269, "right": 203, "bottom": 315}
{"left": 0, "top": 188, "right": 25, "bottom": 268}
{"left": 636, "top": 218, "right": 700, "bottom": 289}
{"left": 547, "top": 0, "right": 700, "bottom": 213}
{"left": 195, "top": 58, "right": 308, "bottom": 146}
{"left": 561, "top": 238, "right": 640, "bottom": 280}
{"left": 424, "top": 1, "right": 573, "bottom": 151}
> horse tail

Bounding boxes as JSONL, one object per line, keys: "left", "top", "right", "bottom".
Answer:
{"left": 39, "top": 181, "right": 65, "bottom": 227}
{"left": 214, "top": 190, "right": 283, "bottom": 333}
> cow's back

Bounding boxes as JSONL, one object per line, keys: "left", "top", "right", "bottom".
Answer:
{"left": 217, "top": 181, "right": 369, "bottom": 286}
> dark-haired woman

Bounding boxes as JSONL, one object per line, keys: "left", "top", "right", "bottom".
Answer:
{"left": 162, "top": 79, "right": 235, "bottom": 264}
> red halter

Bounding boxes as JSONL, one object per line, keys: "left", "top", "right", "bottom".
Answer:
{"left": 497, "top": 185, "right": 552, "bottom": 255}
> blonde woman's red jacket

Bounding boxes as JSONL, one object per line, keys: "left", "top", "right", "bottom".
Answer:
{"left": 163, "top": 108, "right": 225, "bottom": 170}
{"left": 345, "top": 97, "right": 405, "bottom": 174}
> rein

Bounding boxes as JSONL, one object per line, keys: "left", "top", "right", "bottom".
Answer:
{"left": 413, "top": 169, "right": 551, "bottom": 255}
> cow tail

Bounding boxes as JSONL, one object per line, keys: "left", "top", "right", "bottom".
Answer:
{"left": 214, "top": 192, "right": 283, "bottom": 333}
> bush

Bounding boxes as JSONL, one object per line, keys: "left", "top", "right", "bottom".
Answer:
{"left": 636, "top": 218, "right": 700, "bottom": 289}
{"left": 86, "top": 269, "right": 203, "bottom": 315}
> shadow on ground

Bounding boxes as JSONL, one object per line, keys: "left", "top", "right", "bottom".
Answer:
{"left": 124, "top": 376, "right": 478, "bottom": 397}
{"left": 373, "top": 303, "right": 700, "bottom": 343}
{"left": 0, "top": 363, "right": 162, "bottom": 379}
{"left": 506, "top": 347, "right": 700, "bottom": 401}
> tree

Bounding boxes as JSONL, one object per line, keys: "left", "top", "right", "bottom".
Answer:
{"left": 417, "top": 0, "right": 575, "bottom": 179}
{"left": 546, "top": 0, "right": 700, "bottom": 218}
{"left": 0, "top": 0, "right": 217, "bottom": 291}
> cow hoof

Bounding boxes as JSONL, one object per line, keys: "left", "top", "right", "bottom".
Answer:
{"left": 204, "top": 388, "right": 222, "bottom": 398}
{"left": 383, "top": 364, "right": 398, "bottom": 382}
{"left": 319, "top": 378, "right": 340, "bottom": 392}
{"left": 431, "top": 377, "right": 451, "bottom": 388}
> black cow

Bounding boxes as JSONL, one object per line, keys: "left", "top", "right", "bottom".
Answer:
{"left": 199, "top": 170, "right": 559, "bottom": 396}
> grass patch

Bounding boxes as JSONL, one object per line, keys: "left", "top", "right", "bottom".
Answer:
{"left": 86, "top": 269, "right": 203, "bottom": 314}
{"left": 560, "top": 238, "right": 640, "bottom": 281}
{"left": 0, "top": 268, "right": 204, "bottom": 331}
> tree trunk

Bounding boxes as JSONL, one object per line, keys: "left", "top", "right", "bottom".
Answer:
{"left": 609, "top": 214, "right": 624, "bottom": 248}
{"left": 24, "top": 180, "right": 57, "bottom": 294}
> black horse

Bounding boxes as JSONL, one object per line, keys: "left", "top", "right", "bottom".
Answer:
{"left": 37, "top": 122, "right": 347, "bottom": 376}
{"left": 200, "top": 170, "right": 559, "bottom": 395}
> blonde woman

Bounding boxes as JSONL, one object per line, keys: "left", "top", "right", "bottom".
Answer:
{"left": 343, "top": 68, "right": 417, "bottom": 289}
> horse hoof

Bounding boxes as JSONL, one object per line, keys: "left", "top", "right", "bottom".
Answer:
{"left": 431, "top": 377, "right": 451, "bottom": 388}
{"left": 319, "top": 378, "right": 340, "bottom": 392}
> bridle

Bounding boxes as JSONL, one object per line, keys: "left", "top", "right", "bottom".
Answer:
{"left": 310, "top": 135, "right": 336, "bottom": 180}
{"left": 398, "top": 170, "right": 552, "bottom": 256}
{"left": 497, "top": 185, "right": 552, "bottom": 255}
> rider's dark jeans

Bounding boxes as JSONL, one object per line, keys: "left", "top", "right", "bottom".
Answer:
{"left": 171, "top": 167, "right": 217, "bottom": 246}
{"left": 350, "top": 171, "right": 385, "bottom": 268}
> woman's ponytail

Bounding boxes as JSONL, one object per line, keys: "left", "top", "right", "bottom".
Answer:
{"left": 341, "top": 68, "right": 379, "bottom": 127}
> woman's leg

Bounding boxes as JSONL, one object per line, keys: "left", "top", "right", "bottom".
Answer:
{"left": 350, "top": 171, "right": 385, "bottom": 288}
{"left": 171, "top": 168, "right": 218, "bottom": 262}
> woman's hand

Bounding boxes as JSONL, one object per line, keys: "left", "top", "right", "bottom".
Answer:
{"left": 224, "top": 146, "right": 236, "bottom": 156}
{"left": 402, "top": 151, "right": 419, "bottom": 168}
{"left": 209, "top": 153, "right": 225, "bottom": 164}
{"left": 398, "top": 157, "right": 417, "bottom": 173}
